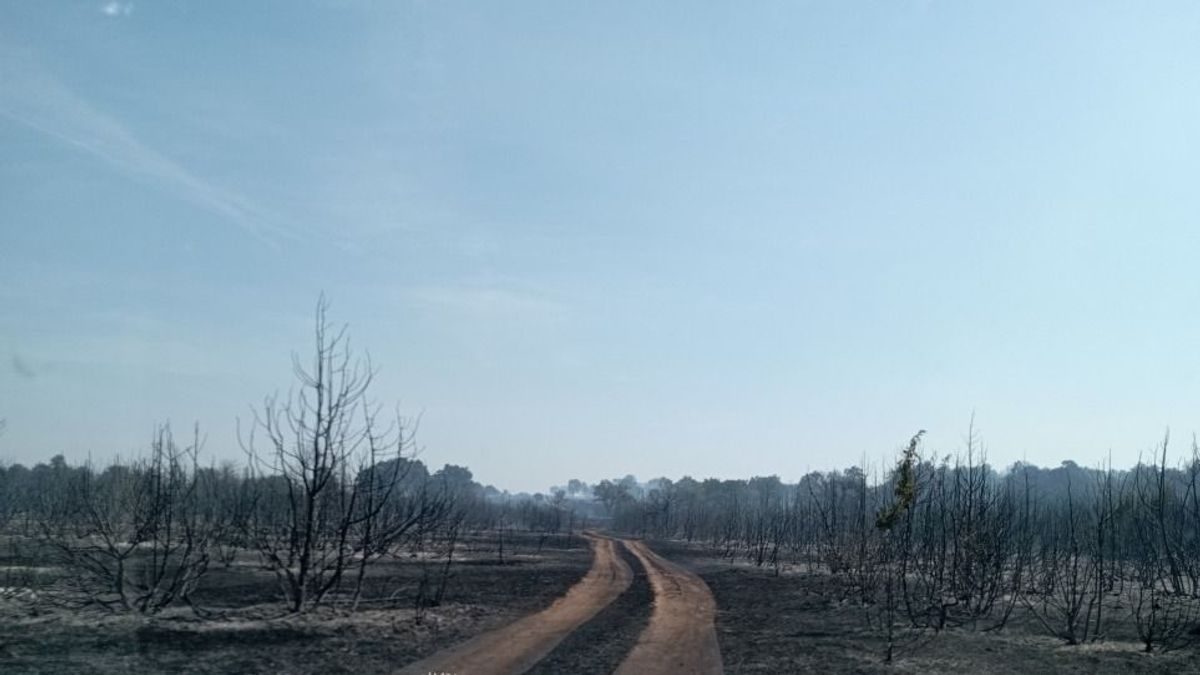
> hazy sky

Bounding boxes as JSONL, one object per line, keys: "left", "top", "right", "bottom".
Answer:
{"left": 3, "top": 2, "right": 1200, "bottom": 492}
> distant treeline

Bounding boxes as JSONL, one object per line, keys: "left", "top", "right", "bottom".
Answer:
{"left": 0, "top": 432, "right": 581, "bottom": 615}
{"left": 583, "top": 429, "right": 1200, "bottom": 655}
{"left": 0, "top": 297, "right": 585, "bottom": 616}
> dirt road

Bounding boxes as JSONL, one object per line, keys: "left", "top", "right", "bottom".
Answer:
{"left": 615, "top": 539, "right": 723, "bottom": 675}
{"left": 399, "top": 533, "right": 633, "bottom": 675}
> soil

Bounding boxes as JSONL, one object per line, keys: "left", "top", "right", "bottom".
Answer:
{"left": 399, "top": 533, "right": 633, "bottom": 674}
{"left": 615, "top": 538, "right": 723, "bottom": 674}
{"left": 9, "top": 530, "right": 1194, "bottom": 674}
{"left": 0, "top": 532, "right": 591, "bottom": 674}
{"left": 402, "top": 535, "right": 727, "bottom": 674}
{"left": 528, "top": 539, "right": 654, "bottom": 674}
{"left": 649, "top": 539, "right": 1197, "bottom": 674}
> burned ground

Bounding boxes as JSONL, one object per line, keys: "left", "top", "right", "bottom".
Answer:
{"left": 7, "top": 530, "right": 1198, "bottom": 674}
{"left": 527, "top": 539, "right": 653, "bottom": 674}
{"left": 0, "top": 532, "right": 590, "bottom": 674}
{"left": 651, "top": 539, "right": 1196, "bottom": 674}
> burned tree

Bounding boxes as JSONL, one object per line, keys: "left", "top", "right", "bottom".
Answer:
{"left": 240, "top": 295, "right": 416, "bottom": 612}
{"left": 34, "top": 426, "right": 220, "bottom": 613}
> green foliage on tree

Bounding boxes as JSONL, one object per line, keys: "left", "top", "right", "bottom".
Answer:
{"left": 876, "top": 430, "right": 924, "bottom": 530}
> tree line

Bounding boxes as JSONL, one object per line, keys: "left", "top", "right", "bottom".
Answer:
{"left": 591, "top": 426, "right": 1200, "bottom": 657}
{"left": 6, "top": 296, "right": 1200, "bottom": 659}
{"left": 0, "top": 297, "right": 577, "bottom": 616}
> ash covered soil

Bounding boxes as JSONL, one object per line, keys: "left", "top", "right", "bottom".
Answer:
{"left": 0, "top": 532, "right": 590, "bottom": 675}
{"left": 649, "top": 540, "right": 1195, "bottom": 674}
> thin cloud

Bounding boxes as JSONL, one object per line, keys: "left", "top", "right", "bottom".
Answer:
{"left": 0, "top": 47, "right": 285, "bottom": 246}
{"left": 101, "top": 2, "right": 134, "bottom": 17}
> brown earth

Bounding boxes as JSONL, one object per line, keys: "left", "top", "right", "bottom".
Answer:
{"left": 527, "top": 540, "right": 654, "bottom": 674}
{"left": 2, "top": 533, "right": 736, "bottom": 674}
{"left": 615, "top": 538, "right": 723, "bottom": 675}
{"left": 399, "top": 533, "right": 634, "bottom": 675}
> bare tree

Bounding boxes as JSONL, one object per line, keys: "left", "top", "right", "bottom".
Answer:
{"left": 1127, "top": 437, "right": 1199, "bottom": 651}
{"left": 34, "top": 426, "right": 219, "bottom": 613}
{"left": 240, "top": 295, "right": 414, "bottom": 613}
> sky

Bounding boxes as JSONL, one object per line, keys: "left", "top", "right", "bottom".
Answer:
{"left": 3, "top": 2, "right": 1200, "bottom": 492}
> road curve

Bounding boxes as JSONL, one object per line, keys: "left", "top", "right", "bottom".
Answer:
{"left": 399, "top": 532, "right": 633, "bottom": 675}
{"left": 615, "top": 539, "right": 723, "bottom": 675}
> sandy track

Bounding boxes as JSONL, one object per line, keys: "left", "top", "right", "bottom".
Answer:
{"left": 615, "top": 539, "right": 723, "bottom": 675}
{"left": 399, "top": 533, "right": 633, "bottom": 675}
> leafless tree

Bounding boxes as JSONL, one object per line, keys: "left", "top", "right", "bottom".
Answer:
{"left": 1127, "top": 436, "right": 1199, "bottom": 651}
{"left": 34, "top": 426, "right": 219, "bottom": 613}
{"left": 240, "top": 295, "right": 417, "bottom": 613}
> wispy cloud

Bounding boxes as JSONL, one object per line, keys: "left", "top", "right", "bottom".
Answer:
{"left": 101, "top": 2, "right": 134, "bottom": 17}
{"left": 0, "top": 47, "right": 284, "bottom": 245}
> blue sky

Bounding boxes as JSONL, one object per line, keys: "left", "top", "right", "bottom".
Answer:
{"left": 3, "top": 1, "right": 1200, "bottom": 491}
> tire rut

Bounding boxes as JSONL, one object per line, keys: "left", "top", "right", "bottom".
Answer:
{"left": 397, "top": 535, "right": 723, "bottom": 675}
{"left": 398, "top": 532, "right": 632, "bottom": 675}
{"left": 615, "top": 539, "right": 723, "bottom": 675}
{"left": 526, "top": 539, "right": 653, "bottom": 674}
